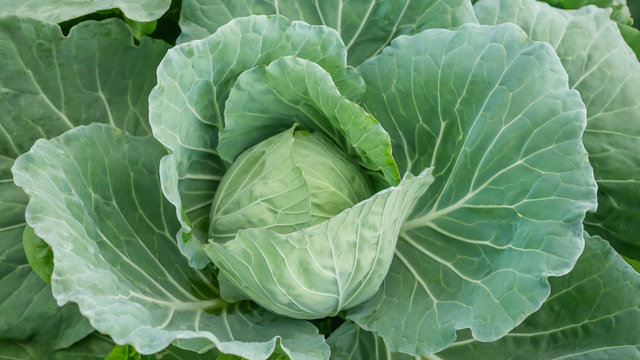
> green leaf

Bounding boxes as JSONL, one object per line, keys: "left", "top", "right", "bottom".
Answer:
{"left": 541, "top": 0, "right": 633, "bottom": 25}
{"left": 327, "top": 235, "right": 640, "bottom": 359}
{"left": 624, "top": 256, "right": 640, "bottom": 272}
{"left": 619, "top": 23, "right": 640, "bottom": 60}
{"left": 326, "top": 321, "right": 413, "bottom": 360}
{"left": 23, "top": 224, "right": 53, "bottom": 284}
{"left": 124, "top": 17, "right": 158, "bottom": 41}
{"left": 631, "top": 0, "right": 640, "bottom": 28}
{"left": 0, "top": 16, "right": 169, "bottom": 144}
{"left": 505, "top": 0, "right": 640, "bottom": 60}
{"left": 348, "top": 23, "right": 597, "bottom": 355}
{"left": 0, "top": 332, "right": 114, "bottom": 360}
{"left": 218, "top": 56, "right": 400, "bottom": 185}
{"left": 142, "top": 346, "right": 220, "bottom": 360}
{"left": 11, "top": 124, "right": 329, "bottom": 359}
{"left": 475, "top": 0, "right": 640, "bottom": 259}
{"left": 0, "top": 0, "right": 170, "bottom": 23}
{"left": 204, "top": 169, "right": 434, "bottom": 319}
{"left": 106, "top": 344, "right": 142, "bottom": 360}
{"left": 0, "top": 15, "right": 168, "bottom": 348}
{"left": 436, "top": 235, "right": 640, "bottom": 359}
{"left": 149, "top": 15, "right": 367, "bottom": 269}
{"left": 178, "top": 0, "right": 478, "bottom": 65}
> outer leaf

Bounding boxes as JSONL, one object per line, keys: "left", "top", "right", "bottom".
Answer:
{"left": 348, "top": 23, "right": 597, "bottom": 355}
{"left": 0, "top": 15, "right": 168, "bottom": 347}
{"left": 475, "top": 0, "right": 640, "bottom": 259}
{"left": 204, "top": 169, "right": 434, "bottom": 319}
{"left": 329, "top": 236, "right": 640, "bottom": 359}
{"left": 436, "top": 235, "right": 640, "bottom": 359}
{"left": 0, "top": 333, "right": 114, "bottom": 360}
{"left": 11, "top": 124, "right": 329, "bottom": 360}
{"left": 218, "top": 56, "right": 399, "bottom": 185}
{"left": 0, "top": 16, "right": 169, "bottom": 142}
{"left": 541, "top": 0, "right": 632, "bottom": 25}
{"left": 149, "top": 15, "right": 366, "bottom": 269}
{"left": 178, "top": 0, "right": 478, "bottom": 65}
{"left": 0, "top": 0, "right": 170, "bottom": 22}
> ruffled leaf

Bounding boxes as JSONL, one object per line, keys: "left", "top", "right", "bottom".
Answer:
{"left": 475, "top": 0, "right": 640, "bottom": 260}
{"left": 178, "top": 0, "right": 478, "bottom": 65}
{"left": 218, "top": 56, "right": 399, "bottom": 185}
{"left": 149, "top": 15, "right": 366, "bottom": 268}
{"left": 348, "top": 23, "right": 597, "bottom": 355}
{"left": 12, "top": 124, "right": 329, "bottom": 359}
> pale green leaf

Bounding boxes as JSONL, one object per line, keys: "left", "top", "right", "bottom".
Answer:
{"left": 178, "top": 0, "right": 478, "bottom": 65}
{"left": 204, "top": 169, "right": 434, "bottom": 319}
{"left": 291, "top": 131, "right": 374, "bottom": 224}
{"left": 210, "top": 128, "right": 312, "bottom": 243}
{"left": 0, "top": 15, "right": 168, "bottom": 348}
{"left": 218, "top": 56, "right": 399, "bottom": 185}
{"left": 149, "top": 15, "right": 366, "bottom": 269}
{"left": 0, "top": 0, "right": 170, "bottom": 23}
{"left": 11, "top": 124, "right": 329, "bottom": 360}
{"left": 474, "top": 0, "right": 640, "bottom": 259}
{"left": 348, "top": 23, "right": 597, "bottom": 355}
{"left": 211, "top": 128, "right": 373, "bottom": 245}
{"left": 436, "top": 235, "right": 640, "bottom": 359}
{"left": 328, "top": 236, "right": 640, "bottom": 359}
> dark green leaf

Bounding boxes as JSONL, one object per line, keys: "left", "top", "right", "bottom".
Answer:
{"left": 0, "top": 15, "right": 169, "bottom": 350}
{"left": 22, "top": 224, "right": 53, "bottom": 284}
{"left": 0, "top": 0, "right": 170, "bottom": 23}
{"left": 178, "top": 0, "right": 478, "bottom": 65}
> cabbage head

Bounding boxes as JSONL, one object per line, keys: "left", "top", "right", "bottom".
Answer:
{"left": 208, "top": 128, "right": 373, "bottom": 242}
{"left": 205, "top": 127, "right": 430, "bottom": 318}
